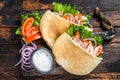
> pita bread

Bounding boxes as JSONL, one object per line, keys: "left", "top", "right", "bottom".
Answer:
{"left": 52, "top": 32, "right": 103, "bottom": 75}
{"left": 40, "top": 10, "right": 71, "bottom": 48}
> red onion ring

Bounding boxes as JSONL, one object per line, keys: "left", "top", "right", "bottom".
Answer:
{"left": 84, "top": 38, "right": 97, "bottom": 47}
{"left": 63, "top": 13, "right": 75, "bottom": 22}
{"left": 15, "top": 42, "right": 37, "bottom": 72}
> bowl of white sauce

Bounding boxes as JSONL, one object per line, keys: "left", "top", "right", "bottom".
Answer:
{"left": 31, "top": 47, "right": 55, "bottom": 74}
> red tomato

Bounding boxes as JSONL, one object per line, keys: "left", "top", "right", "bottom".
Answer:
{"left": 62, "top": 15, "right": 75, "bottom": 21}
{"left": 25, "top": 32, "right": 42, "bottom": 43}
{"left": 73, "top": 31, "right": 81, "bottom": 40}
{"left": 95, "top": 45, "right": 103, "bottom": 56}
{"left": 26, "top": 26, "right": 40, "bottom": 38}
{"left": 21, "top": 17, "right": 42, "bottom": 43}
{"left": 63, "top": 15, "right": 70, "bottom": 20}
{"left": 82, "top": 40, "right": 90, "bottom": 48}
{"left": 22, "top": 17, "right": 35, "bottom": 37}
{"left": 74, "top": 13, "right": 83, "bottom": 19}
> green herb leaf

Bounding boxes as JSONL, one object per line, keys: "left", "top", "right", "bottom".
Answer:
{"left": 21, "top": 11, "right": 42, "bottom": 26}
{"left": 80, "top": 27, "right": 93, "bottom": 39}
{"left": 67, "top": 24, "right": 103, "bottom": 45}
{"left": 53, "top": 2, "right": 79, "bottom": 15}
{"left": 67, "top": 24, "right": 74, "bottom": 37}
{"left": 94, "top": 36, "right": 103, "bottom": 45}
{"left": 15, "top": 27, "right": 21, "bottom": 35}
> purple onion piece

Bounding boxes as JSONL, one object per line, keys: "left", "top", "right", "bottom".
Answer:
{"left": 15, "top": 42, "right": 37, "bottom": 72}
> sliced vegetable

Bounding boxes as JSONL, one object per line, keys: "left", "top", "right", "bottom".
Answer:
{"left": 22, "top": 11, "right": 42, "bottom": 26}
{"left": 82, "top": 40, "right": 90, "bottom": 48}
{"left": 84, "top": 38, "right": 97, "bottom": 47}
{"left": 26, "top": 26, "right": 40, "bottom": 38}
{"left": 67, "top": 24, "right": 103, "bottom": 45}
{"left": 22, "top": 17, "right": 35, "bottom": 37}
{"left": 15, "top": 11, "right": 42, "bottom": 36}
{"left": 21, "top": 17, "right": 42, "bottom": 43}
{"left": 53, "top": 2, "right": 79, "bottom": 15}
{"left": 15, "top": 42, "right": 37, "bottom": 72}
{"left": 63, "top": 15, "right": 70, "bottom": 20}
{"left": 74, "top": 13, "right": 83, "bottom": 20}
{"left": 63, "top": 13, "right": 75, "bottom": 22}
{"left": 73, "top": 31, "right": 81, "bottom": 40}
{"left": 25, "top": 33, "right": 42, "bottom": 43}
{"left": 95, "top": 45, "right": 103, "bottom": 56}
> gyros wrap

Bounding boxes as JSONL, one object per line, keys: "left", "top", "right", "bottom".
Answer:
{"left": 52, "top": 32, "right": 102, "bottom": 75}
{"left": 40, "top": 10, "right": 71, "bottom": 48}
{"left": 40, "top": 9, "right": 103, "bottom": 75}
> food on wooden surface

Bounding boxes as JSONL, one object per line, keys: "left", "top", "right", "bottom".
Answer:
{"left": 15, "top": 12, "right": 42, "bottom": 43}
{"left": 31, "top": 48, "right": 55, "bottom": 73}
{"left": 52, "top": 32, "right": 103, "bottom": 75}
{"left": 15, "top": 2, "right": 104, "bottom": 75}
{"left": 15, "top": 42, "right": 37, "bottom": 72}
{"left": 53, "top": 2, "right": 91, "bottom": 26}
{"left": 67, "top": 24, "right": 103, "bottom": 57}
{"left": 40, "top": 2, "right": 91, "bottom": 48}
{"left": 15, "top": 12, "right": 55, "bottom": 74}
{"left": 40, "top": 10, "right": 71, "bottom": 48}
{"left": 40, "top": 2, "right": 104, "bottom": 75}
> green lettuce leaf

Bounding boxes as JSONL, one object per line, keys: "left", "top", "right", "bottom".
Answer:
{"left": 67, "top": 24, "right": 103, "bottom": 45}
{"left": 53, "top": 2, "right": 79, "bottom": 15}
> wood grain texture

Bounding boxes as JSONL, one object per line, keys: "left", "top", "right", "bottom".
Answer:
{"left": 0, "top": 0, "right": 120, "bottom": 80}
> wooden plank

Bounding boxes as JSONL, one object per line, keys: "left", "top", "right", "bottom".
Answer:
{"left": 1, "top": 0, "right": 118, "bottom": 12}
{"left": 0, "top": 27, "right": 119, "bottom": 43}
{"left": 0, "top": 0, "right": 119, "bottom": 27}
{"left": 68, "top": 0, "right": 120, "bottom": 12}
{"left": 0, "top": 54, "right": 120, "bottom": 79}
{"left": 0, "top": 10, "right": 120, "bottom": 27}
{"left": 0, "top": 0, "right": 120, "bottom": 79}
{"left": 0, "top": 45, "right": 120, "bottom": 72}
{"left": 90, "top": 19, "right": 120, "bottom": 27}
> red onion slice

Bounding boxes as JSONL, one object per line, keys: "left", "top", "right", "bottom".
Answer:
{"left": 15, "top": 42, "right": 37, "bottom": 72}
{"left": 63, "top": 13, "right": 75, "bottom": 22}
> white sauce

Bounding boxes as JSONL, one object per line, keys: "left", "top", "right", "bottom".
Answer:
{"left": 32, "top": 49, "right": 53, "bottom": 72}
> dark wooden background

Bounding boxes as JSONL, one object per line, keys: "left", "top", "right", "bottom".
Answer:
{"left": 0, "top": 0, "right": 120, "bottom": 80}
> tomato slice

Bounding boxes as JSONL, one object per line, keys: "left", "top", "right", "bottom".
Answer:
{"left": 73, "top": 31, "right": 81, "bottom": 40}
{"left": 22, "top": 17, "right": 35, "bottom": 37}
{"left": 95, "top": 45, "right": 103, "bottom": 56}
{"left": 82, "top": 40, "right": 90, "bottom": 48}
{"left": 74, "top": 13, "right": 83, "bottom": 19}
{"left": 62, "top": 15, "right": 75, "bottom": 21}
{"left": 26, "top": 26, "right": 40, "bottom": 38}
{"left": 25, "top": 32, "right": 42, "bottom": 43}
{"left": 63, "top": 15, "right": 70, "bottom": 20}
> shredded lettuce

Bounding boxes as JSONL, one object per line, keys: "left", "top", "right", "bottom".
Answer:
{"left": 22, "top": 11, "right": 42, "bottom": 26}
{"left": 53, "top": 2, "right": 80, "bottom": 15}
{"left": 93, "top": 36, "right": 103, "bottom": 45}
{"left": 15, "top": 27, "right": 21, "bottom": 35}
{"left": 67, "top": 24, "right": 75, "bottom": 37}
{"left": 67, "top": 24, "right": 103, "bottom": 45}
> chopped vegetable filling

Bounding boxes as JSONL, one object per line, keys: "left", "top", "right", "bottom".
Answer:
{"left": 67, "top": 24, "right": 103, "bottom": 57}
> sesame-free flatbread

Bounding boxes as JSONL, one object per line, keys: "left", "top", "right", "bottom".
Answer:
{"left": 52, "top": 32, "right": 102, "bottom": 75}
{"left": 40, "top": 10, "right": 71, "bottom": 48}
